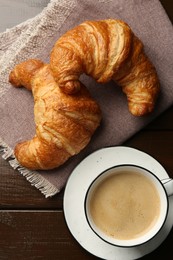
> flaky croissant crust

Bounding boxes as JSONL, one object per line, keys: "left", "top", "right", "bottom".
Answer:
{"left": 50, "top": 19, "right": 160, "bottom": 116}
{"left": 9, "top": 60, "right": 101, "bottom": 170}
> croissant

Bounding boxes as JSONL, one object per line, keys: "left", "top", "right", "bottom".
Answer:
{"left": 50, "top": 19, "right": 160, "bottom": 116}
{"left": 9, "top": 59, "right": 101, "bottom": 170}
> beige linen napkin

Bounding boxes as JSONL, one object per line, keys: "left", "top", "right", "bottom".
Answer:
{"left": 0, "top": 0, "right": 173, "bottom": 197}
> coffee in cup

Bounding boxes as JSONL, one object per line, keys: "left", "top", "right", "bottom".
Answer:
{"left": 85, "top": 165, "right": 172, "bottom": 247}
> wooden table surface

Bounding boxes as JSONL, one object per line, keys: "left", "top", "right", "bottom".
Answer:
{"left": 0, "top": 1, "right": 173, "bottom": 259}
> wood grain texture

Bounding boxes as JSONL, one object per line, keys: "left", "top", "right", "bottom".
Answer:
{"left": 0, "top": 159, "right": 64, "bottom": 209}
{"left": 0, "top": 211, "right": 172, "bottom": 260}
{"left": 125, "top": 131, "right": 173, "bottom": 176}
{"left": 146, "top": 106, "right": 173, "bottom": 130}
{"left": 0, "top": 211, "right": 96, "bottom": 260}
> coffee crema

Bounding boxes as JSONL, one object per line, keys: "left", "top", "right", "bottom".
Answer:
{"left": 89, "top": 171, "right": 161, "bottom": 240}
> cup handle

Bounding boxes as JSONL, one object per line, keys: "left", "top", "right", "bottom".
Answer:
{"left": 161, "top": 178, "right": 173, "bottom": 197}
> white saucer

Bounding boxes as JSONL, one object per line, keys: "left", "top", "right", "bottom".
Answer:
{"left": 63, "top": 146, "right": 173, "bottom": 260}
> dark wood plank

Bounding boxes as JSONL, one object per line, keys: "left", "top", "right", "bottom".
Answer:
{"left": 160, "top": 0, "right": 173, "bottom": 22}
{"left": 125, "top": 130, "right": 173, "bottom": 177}
{"left": 0, "top": 210, "right": 172, "bottom": 260}
{"left": 0, "top": 211, "right": 95, "bottom": 260}
{"left": 146, "top": 106, "right": 173, "bottom": 130}
{"left": 0, "top": 157, "right": 64, "bottom": 209}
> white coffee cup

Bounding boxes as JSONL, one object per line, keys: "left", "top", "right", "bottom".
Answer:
{"left": 85, "top": 164, "right": 173, "bottom": 247}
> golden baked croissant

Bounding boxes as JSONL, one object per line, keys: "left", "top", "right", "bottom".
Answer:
{"left": 9, "top": 59, "right": 101, "bottom": 170}
{"left": 50, "top": 19, "right": 160, "bottom": 116}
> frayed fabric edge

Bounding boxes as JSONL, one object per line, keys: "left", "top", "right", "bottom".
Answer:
{"left": 0, "top": 138, "right": 60, "bottom": 198}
